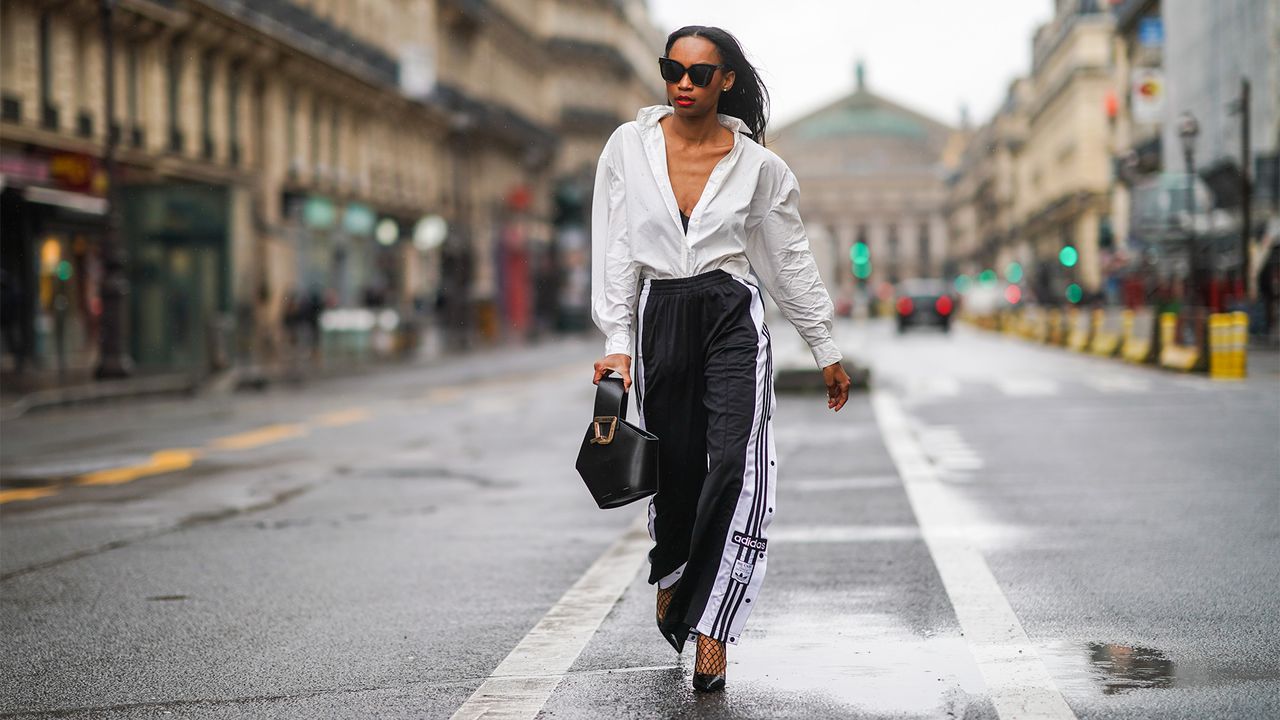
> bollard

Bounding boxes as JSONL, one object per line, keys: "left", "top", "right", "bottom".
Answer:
{"left": 1048, "top": 309, "right": 1066, "bottom": 346}
{"left": 1231, "top": 311, "right": 1248, "bottom": 378}
{"left": 1122, "top": 308, "right": 1156, "bottom": 364}
{"left": 1090, "top": 309, "right": 1123, "bottom": 357}
{"left": 1209, "top": 312, "right": 1249, "bottom": 379}
{"left": 1209, "top": 314, "right": 1228, "bottom": 379}
{"left": 1159, "top": 310, "right": 1205, "bottom": 372}
{"left": 1067, "top": 308, "right": 1092, "bottom": 352}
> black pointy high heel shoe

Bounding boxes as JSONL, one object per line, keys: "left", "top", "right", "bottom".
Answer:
{"left": 692, "top": 634, "right": 726, "bottom": 692}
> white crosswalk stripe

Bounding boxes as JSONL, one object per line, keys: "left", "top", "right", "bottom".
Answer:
{"left": 995, "top": 378, "right": 1060, "bottom": 396}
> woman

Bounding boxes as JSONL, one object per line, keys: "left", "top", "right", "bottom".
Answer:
{"left": 590, "top": 26, "right": 851, "bottom": 693}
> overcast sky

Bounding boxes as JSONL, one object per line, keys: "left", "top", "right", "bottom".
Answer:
{"left": 647, "top": 0, "right": 1056, "bottom": 130}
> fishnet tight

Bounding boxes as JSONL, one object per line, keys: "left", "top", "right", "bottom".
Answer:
{"left": 695, "top": 634, "right": 726, "bottom": 675}
{"left": 656, "top": 584, "right": 676, "bottom": 624}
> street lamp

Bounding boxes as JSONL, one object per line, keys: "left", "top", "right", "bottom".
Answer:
{"left": 1177, "top": 111, "right": 1201, "bottom": 308}
{"left": 96, "top": 0, "right": 133, "bottom": 378}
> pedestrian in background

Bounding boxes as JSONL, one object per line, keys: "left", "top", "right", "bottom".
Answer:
{"left": 590, "top": 25, "right": 851, "bottom": 693}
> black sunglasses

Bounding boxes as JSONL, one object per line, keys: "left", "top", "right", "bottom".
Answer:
{"left": 658, "top": 57, "right": 729, "bottom": 87}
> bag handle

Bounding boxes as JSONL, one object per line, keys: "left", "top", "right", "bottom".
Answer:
{"left": 594, "top": 370, "right": 628, "bottom": 419}
{"left": 590, "top": 371, "right": 628, "bottom": 445}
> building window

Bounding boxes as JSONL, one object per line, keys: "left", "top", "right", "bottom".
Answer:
{"left": 39, "top": 12, "right": 56, "bottom": 129}
{"left": 200, "top": 49, "right": 214, "bottom": 159}
{"left": 918, "top": 222, "right": 931, "bottom": 274}
{"left": 167, "top": 38, "right": 183, "bottom": 153}
{"left": 330, "top": 107, "right": 340, "bottom": 184}
{"left": 227, "top": 62, "right": 240, "bottom": 166}
{"left": 311, "top": 99, "right": 322, "bottom": 181}
{"left": 74, "top": 24, "right": 92, "bottom": 138}
{"left": 887, "top": 224, "right": 900, "bottom": 283}
{"left": 126, "top": 42, "right": 140, "bottom": 146}
{"left": 286, "top": 87, "right": 297, "bottom": 177}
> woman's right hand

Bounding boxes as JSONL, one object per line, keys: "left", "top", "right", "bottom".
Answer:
{"left": 593, "top": 354, "right": 633, "bottom": 392}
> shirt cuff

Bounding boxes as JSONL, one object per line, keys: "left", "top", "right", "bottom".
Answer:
{"left": 808, "top": 338, "right": 843, "bottom": 369}
{"left": 605, "top": 332, "right": 633, "bottom": 357}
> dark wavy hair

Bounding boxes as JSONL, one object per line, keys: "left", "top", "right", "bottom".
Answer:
{"left": 665, "top": 26, "right": 770, "bottom": 146}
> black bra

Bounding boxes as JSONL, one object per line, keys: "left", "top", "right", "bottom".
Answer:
{"left": 680, "top": 210, "right": 690, "bottom": 234}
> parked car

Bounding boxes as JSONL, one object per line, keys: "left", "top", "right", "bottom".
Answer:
{"left": 895, "top": 279, "right": 955, "bottom": 333}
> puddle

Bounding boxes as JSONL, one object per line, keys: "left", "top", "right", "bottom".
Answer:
{"left": 730, "top": 611, "right": 986, "bottom": 715}
{"left": 1041, "top": 641, "right": 1280, "bottom": 695}
{"left": 1085, "top": 643, "right": 1175, "bottom": 694}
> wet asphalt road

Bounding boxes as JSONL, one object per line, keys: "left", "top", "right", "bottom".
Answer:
{"left": 0, "top": 320, "right": 1277, "bottom": 719}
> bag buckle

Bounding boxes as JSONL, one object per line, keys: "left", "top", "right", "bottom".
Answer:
{"left": 590, "top": 415, "right": 618, "bottom": 445}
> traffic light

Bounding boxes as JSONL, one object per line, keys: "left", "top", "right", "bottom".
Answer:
{"left": 1005, "top": 262, "right": 1023, "bottom": 283}
{"left": 850, "top": 241, "right": 871, "bottom": 280}
{"left": 1059, "top": 246, "right": 1079, "bottom": 268}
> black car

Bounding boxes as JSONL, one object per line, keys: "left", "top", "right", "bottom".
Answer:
{"left": 894, "top": 279, "right": 955, "bottom": 333}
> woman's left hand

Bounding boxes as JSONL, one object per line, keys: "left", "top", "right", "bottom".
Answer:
{"left": 822, "top": 362, "right": 851, "bottom": 411}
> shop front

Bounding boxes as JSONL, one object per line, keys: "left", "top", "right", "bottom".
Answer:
{"left": 122, "top": 183, "right": 231, "bottom": 375}
{"left": 0, "top": 150, "right": 110, "bottom": 380}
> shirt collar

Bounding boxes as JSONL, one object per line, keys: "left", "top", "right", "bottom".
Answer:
{"left": 636, "top": 104, "right": 749, "bottom": 136}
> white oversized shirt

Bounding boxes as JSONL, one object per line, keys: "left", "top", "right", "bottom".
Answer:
{"left": 591, "top": 104, "right": 842, "bottom": 369}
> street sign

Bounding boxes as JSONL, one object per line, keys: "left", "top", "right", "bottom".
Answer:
{"left": 1131, "top": 68, "right": 1165, "bottom": 125}
{"left": 1137, "top": 17, "right": 1164, "bottom": 48}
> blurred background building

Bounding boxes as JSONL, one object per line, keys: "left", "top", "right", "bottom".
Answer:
{"left": 0, "top": 0, "right": 663, "bottom": 389}
{"left": 771, "top": 64, "right": 961, "bottom": 318}
{"left": 945, "top": 0, "right": 1279, "bottom": 325}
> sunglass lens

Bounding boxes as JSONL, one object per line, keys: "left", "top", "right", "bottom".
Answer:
{"left": 659, "top": 59, "right": 684, "bottom": 84}
{"left": 688, "top": 65, "right": 715, "bottom": 87}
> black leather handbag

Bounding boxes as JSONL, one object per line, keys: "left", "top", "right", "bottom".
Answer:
{"left": 575, "top": 371, "right": 659, "bottom": 509}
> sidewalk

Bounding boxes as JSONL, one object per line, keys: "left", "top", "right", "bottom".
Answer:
{"left": 1248, "top": 341, "right": 1280, "bottom": 379}
{"left": 0, "top": 329, "right": 582, "bottom": 421}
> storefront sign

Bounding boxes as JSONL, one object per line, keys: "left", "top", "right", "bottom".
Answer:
{"left": 0, "top": 153, "right": 50, "bottom": 185}
{"left": 49, "top": 153, "right": 98, "bottom": 193}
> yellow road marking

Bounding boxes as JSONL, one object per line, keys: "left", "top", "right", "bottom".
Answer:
{"left": 422, "top": 387, "right": 465, "bottom": 403}
{"left": 76, "top": 449, "right": 201, "bottom": 486}
{"left": 313, "top": 407, "right": 371, "bottom": 427}
{"left": 207, "top": 423, "right": 307, "bottom": 451}
{"left": 0, "top": 486, "right": 60, "bottom": 504}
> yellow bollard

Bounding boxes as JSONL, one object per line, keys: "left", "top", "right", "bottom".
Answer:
{"left": 1209, "top": 314, "right": 1227, "bottom": 379}
{"left": 1233, "top": 311, "right": 1249, "bottom": 378}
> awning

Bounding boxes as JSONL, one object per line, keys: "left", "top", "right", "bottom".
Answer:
{"left": 23, "top": 186, "right": 108, "bottom": 215}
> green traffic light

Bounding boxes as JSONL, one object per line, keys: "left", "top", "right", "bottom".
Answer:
{"left": 979, "top": 269, "right": 997, "bottom": 285}
{"left": 1059, "top": 246, "right": 1078, "bottom": 267}
{"left": 853, "top": 259, "right": 872, "bottom": 279}
{"left": 850, "top": 242, "right": 870, "bottom": 264}
{"left": 954, "top": 275, "right": 971, "bottom": 292}
{"left": 1066, "top": 283, "right": 1083, "bottom": 303}
{"left": 56, "top": 260, "right": 73, "bottom": 281}
{"left": 1005, "top": 262, "right": 1023, "bottom": 283}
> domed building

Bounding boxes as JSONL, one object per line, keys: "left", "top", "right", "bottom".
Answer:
{"left": 771, "top": 64, "right": 963, "bottom": 315}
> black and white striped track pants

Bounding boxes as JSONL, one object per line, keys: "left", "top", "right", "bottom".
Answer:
{"left": 634, "top": 268, "right": 776, "bottom": 651}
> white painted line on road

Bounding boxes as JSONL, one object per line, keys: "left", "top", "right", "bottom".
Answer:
{"left": 1086, "top": 375, "right": 1152, "bottom": 394}
{"left": 872, "top": 390, "right": 1078, "bottom": 720}
{"left": 450, "top": 513, "right": 650, "bottom": 720}
{"left": 996, "top": 378, "right": 1060, "bottom": 397}
{"left": 770, "top": 524, "right": 921, "bottom": 543}
{"left": 788, "top": 475, "right": 902, "bottom": 492}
